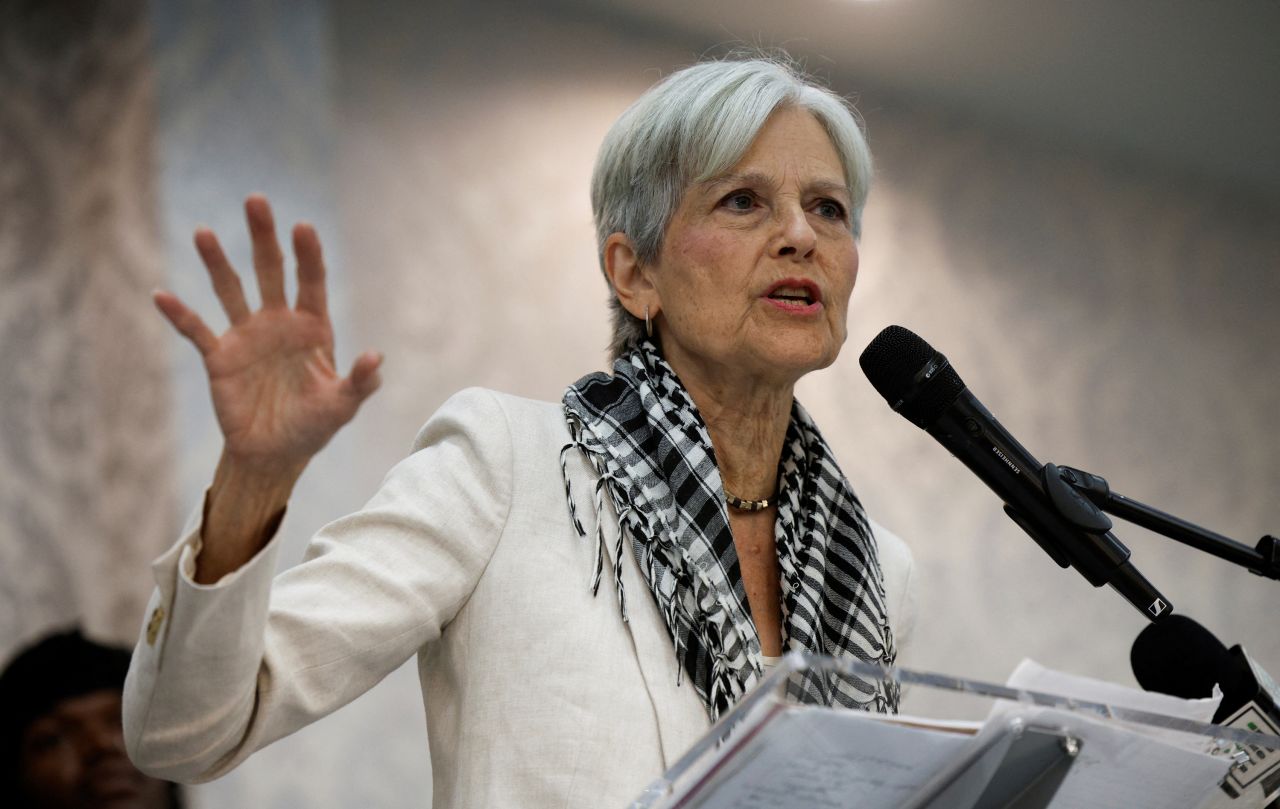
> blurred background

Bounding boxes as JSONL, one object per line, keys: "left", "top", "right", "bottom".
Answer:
{"left": 1, "top": 0, "right": 1277, "bottom": 805}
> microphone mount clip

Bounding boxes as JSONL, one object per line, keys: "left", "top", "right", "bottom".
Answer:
{"left": 1051, "top": 465, "right": 1280, "bottom": 582}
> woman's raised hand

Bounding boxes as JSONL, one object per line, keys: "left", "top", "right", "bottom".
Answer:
{"left": 154, "top": 194, "right": 382, "bottom": 483}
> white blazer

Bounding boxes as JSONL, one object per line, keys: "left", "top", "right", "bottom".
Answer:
{"left": 124, "top": 388, "right": 917, "bottom": 809}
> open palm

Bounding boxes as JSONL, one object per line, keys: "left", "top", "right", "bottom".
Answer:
{"left": 154, "top": 195, "right": 381, "bottom": 477}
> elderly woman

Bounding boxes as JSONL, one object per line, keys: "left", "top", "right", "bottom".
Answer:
{"left": 124, "top": 57, "right": 916, "bottom": 807}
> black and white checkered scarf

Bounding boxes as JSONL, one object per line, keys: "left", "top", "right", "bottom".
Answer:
{"left": 560, "top": 340, "right": 899, "bottom": 721}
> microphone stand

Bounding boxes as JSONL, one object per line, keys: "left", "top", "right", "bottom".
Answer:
{"left": 1050, "top": 465, "right": 1280, "bottom": 582}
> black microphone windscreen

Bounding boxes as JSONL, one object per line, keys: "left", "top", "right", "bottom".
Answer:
{"left": 1130, "top": 614, "right": 1231, "bottom": 699}
{"left": 859, "top": 326, "right": 966, "bottom": 429}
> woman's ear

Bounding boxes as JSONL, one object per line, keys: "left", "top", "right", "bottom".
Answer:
{"left": 603, "top": 232, "right": 660, "bottom": 320}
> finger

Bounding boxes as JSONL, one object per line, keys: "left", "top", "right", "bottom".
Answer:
{"left": 194, "top": 228, "right": 251, "bottom": 324}
{"left": 340, "top": 350, "right": 384, "bottom": 402}
{"left": 245, "top": 194, "right": 287, "bottom": 308}
{"left": 293, "top": 223, "right": 329, "bottom": 318}
{"left": 153, "top": 289, "right": 218, "bottom": 356}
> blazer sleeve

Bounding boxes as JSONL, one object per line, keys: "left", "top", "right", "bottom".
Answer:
{"left": 123, "top": 388, "right": 513, "bottom": 782}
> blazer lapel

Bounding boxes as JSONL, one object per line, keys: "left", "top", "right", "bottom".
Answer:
{"left": 562, "top": 447, "right": 710, "bottom": 768}
{"left": 594, "top": 496, "right": 710, "bottom": 768}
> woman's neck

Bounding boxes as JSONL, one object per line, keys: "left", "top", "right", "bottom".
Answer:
{"left": 665, "top": 355, "right": 794, "bottom": 501}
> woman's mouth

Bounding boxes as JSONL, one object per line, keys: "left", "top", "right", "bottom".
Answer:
{"left": 763, "top": 279, "right": 823, "bottom": 313}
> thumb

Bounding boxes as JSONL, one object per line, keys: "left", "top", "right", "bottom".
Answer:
{"left": 340, "top": 350, "right": 383, "bottom": 403}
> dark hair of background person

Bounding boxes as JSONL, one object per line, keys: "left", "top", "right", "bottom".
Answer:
{"left": 0, "top": 629, "right": 183, "bottom": 809}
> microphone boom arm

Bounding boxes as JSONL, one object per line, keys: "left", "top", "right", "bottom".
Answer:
{"left": 1054, "top": 466, "right": 1280, "bottom": 582}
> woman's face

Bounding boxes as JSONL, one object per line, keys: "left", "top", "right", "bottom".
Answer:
{"left": 647, "top": 107, "right": 859, "bottom": 388}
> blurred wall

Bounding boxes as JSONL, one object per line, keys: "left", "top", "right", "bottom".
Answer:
{"left": 0, "top": 1, "right": 174, "bottom": 658}
{"left": 3, "top": 0, "right": 1277, "bottom": 806}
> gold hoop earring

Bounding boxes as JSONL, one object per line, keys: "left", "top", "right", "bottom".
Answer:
{"left": 645, "top": 305, "right": 652, "bottom": 339}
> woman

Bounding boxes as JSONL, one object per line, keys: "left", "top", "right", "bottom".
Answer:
{"left": 124, "top": 57, "right": 916, "bottom": 807}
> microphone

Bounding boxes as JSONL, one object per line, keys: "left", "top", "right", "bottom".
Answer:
{"left": 859, "top": 325, "right": 1172, "bottom": 621}
{"left": 1132, "top": 616, "right": 1280, "bottom": 803}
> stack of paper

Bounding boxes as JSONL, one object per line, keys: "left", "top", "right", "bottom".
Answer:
{"left": 644, "top": 659, "right": 1242, "bottom": 809}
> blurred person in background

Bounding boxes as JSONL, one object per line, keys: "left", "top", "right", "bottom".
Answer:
{"left": 1, "top": 629, "right": 182, "bottom": 809}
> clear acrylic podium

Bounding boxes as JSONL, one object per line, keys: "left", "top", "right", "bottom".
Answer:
{"left": 629, "top": 653, "right": 1280, "bottom": 809}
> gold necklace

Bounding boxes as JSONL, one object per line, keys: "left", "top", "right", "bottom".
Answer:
{"left": 724, "top": 489, "right": 772, "bottom": 512}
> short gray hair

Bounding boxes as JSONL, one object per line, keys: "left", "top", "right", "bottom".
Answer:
{"left": 591, "top": 55, "right": 874, "bottom": 361}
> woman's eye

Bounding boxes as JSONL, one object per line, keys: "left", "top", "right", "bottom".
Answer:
{"left": 721, "top": 191, "right": 756, "bottom": 211}
{"left": 814, "top": 199, "right": 847, "bottom": 220}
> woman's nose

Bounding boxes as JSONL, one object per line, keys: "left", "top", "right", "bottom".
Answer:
{"left": 772, "top": 204, "right": 817, "bottom": 259}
